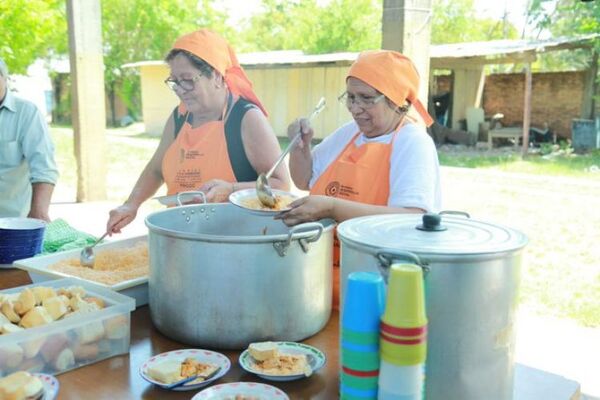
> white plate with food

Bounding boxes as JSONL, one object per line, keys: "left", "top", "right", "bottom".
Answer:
{"left": 229, "top": 189, "right": 299, "bottom": 216}
{"left": 192, "top": 382, "right": 289, "bottom": 400}
{"left": 0, "top": 372, "right": 58, "bottom": 400}
{"left": 139, "top": 348, "right": 230, "bottom": 391}
{"left": 238, "top": 341, "right": 326, "bottom": 382}
{"left": 34, "top": 373, "right": 60, "bottom": 400}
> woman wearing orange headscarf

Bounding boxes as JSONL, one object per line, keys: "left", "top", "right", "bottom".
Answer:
{"left": 276, "top": 50, "right": 442, "bottom": 308}
{"left": 107, "top": 29, "right": 289, "bottom": 234}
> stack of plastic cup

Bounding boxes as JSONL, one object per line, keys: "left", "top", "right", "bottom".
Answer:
{"left": 378, "top": 263, "right": 427, "bottom": 400}
{"left": 340, "top": 272, "right": 386, "bottom": 400}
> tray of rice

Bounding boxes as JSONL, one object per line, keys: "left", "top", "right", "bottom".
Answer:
{"left": 13, "top": 236, "right": 148, "bottom": 307}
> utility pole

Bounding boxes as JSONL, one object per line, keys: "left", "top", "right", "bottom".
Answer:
{"left": 67, "top": 0, "right": 107, "bottom": 201}
{"left": 381, "top": 0, "right": 433, "bottom": 110}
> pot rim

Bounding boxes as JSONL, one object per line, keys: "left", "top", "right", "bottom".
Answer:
{"left": 145, "top": 214, "right": 336, "bottom": 244}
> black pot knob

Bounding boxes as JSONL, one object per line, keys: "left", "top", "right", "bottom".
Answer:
{"left": 416, "top": 213, "right": 447, "bottom": 232}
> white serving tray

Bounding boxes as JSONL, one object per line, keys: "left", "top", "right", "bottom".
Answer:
{"left": 13, "top": 235, "right": 148, "bottom": 307}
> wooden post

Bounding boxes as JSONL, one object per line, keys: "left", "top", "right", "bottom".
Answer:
{"left": 382, "top": 0, "right": 433, "bottom": 110}
{"left": 522, "top": 63, "right": 532, "bottom": 157}
{"left": 67, "top": 0, "right": 107, "bottom": 201}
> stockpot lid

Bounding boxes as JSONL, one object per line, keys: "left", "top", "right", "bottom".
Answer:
{"left": 337, "top": 213, "right": 528, "bottom": 256}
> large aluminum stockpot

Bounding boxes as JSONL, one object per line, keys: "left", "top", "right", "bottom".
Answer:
{"left": 145, "top": 203, "right": 335, "bottom": 349}
{"left": 337, "top": 213, "right": 528, "bottom": 400}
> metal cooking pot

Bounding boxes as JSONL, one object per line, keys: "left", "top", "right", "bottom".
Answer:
{"left": 337, "top": 213, "right": 528, "bottom": 400}
{"left": 145, "top": 203, "right": 335, "bottom": 349}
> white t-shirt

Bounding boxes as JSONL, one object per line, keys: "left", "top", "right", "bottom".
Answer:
{"left": 309, "top": 120, "right": 442, "bottom": 213}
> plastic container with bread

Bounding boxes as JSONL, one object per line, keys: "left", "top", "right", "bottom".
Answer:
{"left": 0, "top": 278, "right": 134, "bottom": 376}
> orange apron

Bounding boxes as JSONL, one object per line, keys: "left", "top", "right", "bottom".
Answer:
{"left": 162, "top": 101, "right": 236, "bottom": 195}
{"left": 310, "top": 130, "right": 398, "bottom": 310}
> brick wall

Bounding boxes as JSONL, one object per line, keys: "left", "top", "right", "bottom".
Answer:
{"left": 434, "top": 71, "right": 597, "bottom": 139}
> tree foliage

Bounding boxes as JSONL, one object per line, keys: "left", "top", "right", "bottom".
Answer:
{"left": 527, "top": 0, "right": 600, "bottom": 71}
{"left": 239, "top": 0, "right": 381, "bottom": 54}
{"left": 0, "top": 0, "right": 66, "bottom": 74}
{"left": 100, "top": 0, "right": 233, "bottom": 124}
{"left": 431, "top": 0, "right": 518, "bottom": 44}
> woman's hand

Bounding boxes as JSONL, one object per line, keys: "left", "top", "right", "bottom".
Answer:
{"left": 199, "top": 179, "right": 235, "bottom": 203}
{"left": 107, "top": 203, "right": 138, "bottom": 235}
{"left": 274, "top": 195, "right": 334, "bottom": 226}
{"left": 287, "top": 117, "right": 314, "bottom": 151}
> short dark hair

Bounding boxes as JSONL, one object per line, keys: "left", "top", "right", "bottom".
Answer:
{"left": 165, "top": 49, "right": 214, "bottom": 78}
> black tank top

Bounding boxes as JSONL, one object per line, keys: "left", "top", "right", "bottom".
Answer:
{"left": 172, "top": 97, "right": 259, "bottom": 182}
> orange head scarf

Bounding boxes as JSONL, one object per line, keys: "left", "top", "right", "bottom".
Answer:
{"left": 172, "top": 29, "right": 267, "bottom": 116}
{"left": 347, "top": 50, "right": 433, "bottom": 127}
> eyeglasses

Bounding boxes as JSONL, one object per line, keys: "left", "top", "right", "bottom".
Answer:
{"left": 338, "top": 91, "right": 386, "bottom": 109}
{"left": 164, "top": 73, "right": 203, "bottom": 91}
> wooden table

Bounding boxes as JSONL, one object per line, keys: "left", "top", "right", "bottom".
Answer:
{"left": 0, "top": 269, "right": 340, "bottom": 400}
{"left": 488, "top": 127, "right": 523, "bottom": 149}
{"left": 1, "top": 269, "right": 582, "bottom": 400}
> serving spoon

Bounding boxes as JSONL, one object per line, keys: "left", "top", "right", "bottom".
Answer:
{"left": 256, "top": 97, "right": 326, "bottom": 208}
{"left": 79, "top": 232, "right": 109, "bottom": 268}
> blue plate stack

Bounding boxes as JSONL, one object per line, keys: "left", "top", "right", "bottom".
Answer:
{"left": 0, "top": 217, "right": 47, "bottom": 264}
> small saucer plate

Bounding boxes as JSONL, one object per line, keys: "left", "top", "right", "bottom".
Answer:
{"left": 192, "top": 382, "right": 289, "bottom": 400}
{"left": 139, "top": 349, "right": 230, "bottom": 391}
{"left": 238, "top": 341, "right": 326, "bottom": 382}
{"left": 32, "top": 373, "right": 59, "bottom": 400}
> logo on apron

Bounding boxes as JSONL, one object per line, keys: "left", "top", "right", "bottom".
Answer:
{"left": 325, "top": 181, "right": 341, "bottom": 197}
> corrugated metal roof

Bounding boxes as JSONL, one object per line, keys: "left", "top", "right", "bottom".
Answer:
{"left": 120, "top": 34, "right": 599, "bottom": 69}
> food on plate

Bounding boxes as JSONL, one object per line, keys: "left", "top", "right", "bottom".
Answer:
{"left": 0, "top": 371, "right": 44, "bottom": 400}
{"left": 147, "top": 357, "right": 219, "bottom": 384}
{"left": 248, "top": 342, "right": 279, "bottom": 361}
{"left": 241, "top": 194, "right": 295, "bottom": 211}
{"left": 47, "top": 242, "right": 149, "bottom": 285}
{"left": 247, "top": 342, "right": 312, "bottom": 376}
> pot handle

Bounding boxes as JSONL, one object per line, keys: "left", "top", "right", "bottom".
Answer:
{"left": 376, "top": 251, "right": 429, "bottom": 283}
{"left": 176, "top": 191, "right": 207, "bottom": 207}
{"left": 273, "top": 222, "right": 324, "bottom": 257}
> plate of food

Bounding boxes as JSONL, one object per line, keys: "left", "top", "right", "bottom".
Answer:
{"left": 139, "top": 349, "right": 230, "bottom": 391}
{"left": 34, "top": 373, "right": 60, "bottom": 400}
{"left": 238, "top": 341, "right": 326, "bottom": 382}
{"left": 0, "top": 371, "right": 58, "bottom": 400}
{"left": 229, "top": 189, "right": 299, "bottom": 216}
{"left": 192, "top": 382, "right": 289, "bottom": 400}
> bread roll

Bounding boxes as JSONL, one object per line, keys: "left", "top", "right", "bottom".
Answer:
{"left": 147, "top": 360, "right": 183, "bottom": 384}
{"left": 19, "top": 307, "right": 53, "bottom": 329}
{"left": 1, "top": 302, "right": 21, "bottom": 324}
{"left": 17, "top": 357, "right": 45, "bottom": 374}
{"left": 104, "top": 315, "right": 128, "bottom": 340}
{"left": 0, "top": 344, "right": 24, "bottom": 370}
{"left": 0, "top": 323, "right": 24, "bottom": 335}
{"left": 0, "top": 371, "right": 43, "bottom": 400}
{"left": 75, "top": 321, "right": 105, "bottom": 344}
{"left": 248, "top": 341, "right": 279, "bottom": 361}
{"left": 21, "top": 337, "right": 46, "bottom": 359}
{"left": 42, "top": 296, "right": 68, "bottom": 320}
{"left": 52, "top": 348, "right": 75, "bottom": 371}
{"left": 40, "top": 334, "right": 68, "bottom": 363}
{"left": 13, "top": 289, "right": 36, "bottom": 316}
{"left": 73, "top": 343, "right": 99, "bottom": 361}
{"left": 84, "top": 297, "right": 105, "bottom": 309}
{"left": 32, "top": 286, "right": 57, "bottom": 305}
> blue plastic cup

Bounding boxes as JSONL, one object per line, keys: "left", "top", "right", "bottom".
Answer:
{"left": 342, "top": 272, "right": 385, "bottom": 333}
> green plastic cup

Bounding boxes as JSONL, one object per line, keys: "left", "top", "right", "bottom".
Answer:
{"left": 341, "top": 347, "right": 380, "bottom": 371}
{"left": 341, "top": 371, "right": 379, "bottom": 390}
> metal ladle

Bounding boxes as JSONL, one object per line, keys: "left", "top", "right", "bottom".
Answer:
{"left": 80, "top": 232, "right": 109, "bottom": 268}
{"left": 256, "top": 97, "right": 326, "bottom": 208}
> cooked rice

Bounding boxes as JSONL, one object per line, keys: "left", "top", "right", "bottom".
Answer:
{"left": 241, "top": 194, "right": 294, "bottom": 211}
{"left": 48, "top": 242, "right": 148, "bottom": 286}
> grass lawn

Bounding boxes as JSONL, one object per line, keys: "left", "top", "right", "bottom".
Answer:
{"left": 50, "top": 126, "right": 600, "bottom": 327}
